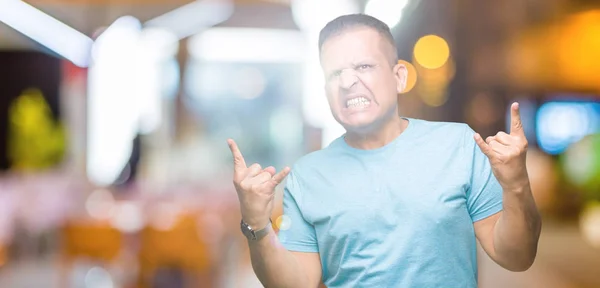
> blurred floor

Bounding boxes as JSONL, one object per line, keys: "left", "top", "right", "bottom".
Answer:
{"left": 479, "top": 219, "right": 600, "bottom": 288}
{"left": 0, "top": 256, "right": 59, "bottom": 288}
{"left": 1, "top": 219, "right": 599, "bottom": 287}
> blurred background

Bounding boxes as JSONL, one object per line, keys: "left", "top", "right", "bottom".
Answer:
{"left": 0, "top": 0, "right": 599, "bottom": 287}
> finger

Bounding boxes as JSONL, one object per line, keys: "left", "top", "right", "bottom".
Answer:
{"left": 510, "top": 102, "right": 524, "bottom": 136}
{"left": 489, "top": 140, "right": 510, "bottom": 154}
{"left": 227, "top": 139, "right": 247, "bottom": 170}
{"left": 246, "top": 163, "right": 262, "bottom": 178}
{"left": 263, "top": 166, "right": 276, "bottom": 177}
{"left": 486, "top": 136, "right": 494, "bottom": 145}
{"left": 474, "top": 133, "right": 493, "bottom": 157}
{"left": 268, "top": 167, "right": 291, "bottom": 188}
{"left": 247, "top": 171, "right": 273, "bottom": 186}
{"left": 494, "top": 132, "right": 512, "bottom": 145}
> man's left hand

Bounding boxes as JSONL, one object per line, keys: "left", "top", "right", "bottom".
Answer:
{"left": 474, "top": 102, "right": 530, "bottom": 192}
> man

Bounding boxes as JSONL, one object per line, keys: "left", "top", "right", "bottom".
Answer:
{"left": 228, "top": 14, "right": 542, "bottom": 288}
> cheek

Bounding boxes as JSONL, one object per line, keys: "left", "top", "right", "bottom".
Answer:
{"left": 326, "top": 90, "right": 340, "bottom": 108}
{"left": 369, "top": 78, "right": 397, "bottom": 103}
{"left": 364, "top": 81, "right": 385, "bottom": 100}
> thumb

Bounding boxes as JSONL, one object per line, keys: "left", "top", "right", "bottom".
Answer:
{"left": 474, "top": 133, "right": 493, "bottom": 157}
{"left": 268, "top": 167, "right": 291, "bottom": 189}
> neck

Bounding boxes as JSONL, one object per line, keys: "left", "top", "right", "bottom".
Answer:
{"left": 344, "top": 114, "right": 408, "bottom": 150}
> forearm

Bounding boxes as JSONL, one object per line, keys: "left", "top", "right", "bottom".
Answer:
{"left": 493, "top": 183, "right": 542, "bottom": 271}
{"left": 248, "top": 229, "right": 309, "bottom": 288}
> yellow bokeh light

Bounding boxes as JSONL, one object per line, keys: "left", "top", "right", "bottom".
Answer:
{"left": 413, "top": 35, "right": 450, "bottom": 69}
{"left": 555, "top": 10, "right": 600, "bottom": 91}
{"left": 414, "top": 57, "right": 455, "bottom": 83}
{"left": 397, "top": 59, "right": 417, "bottom": 94}
{"left": 276, "top": 215, "right": 291, "bottom": 231}
{"left": 507, "top": 9, "right": 600, "bottom": 92}
{"left": 412, "top": 55, "right": 454, "bottom": 107}
{"left": 417, "top": 84, "right": 448, "bottom": 107}
{"left": 580, "top": 201, "right": 600, "bottom": 249}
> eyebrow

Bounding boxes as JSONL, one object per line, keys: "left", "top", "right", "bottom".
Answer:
{"left": 328, "top": 60, "right": 375, "bottom": 76}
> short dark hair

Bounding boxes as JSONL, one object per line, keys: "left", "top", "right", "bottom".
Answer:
{"left": 318, "top": 14, "right": 398, "bottom": 64}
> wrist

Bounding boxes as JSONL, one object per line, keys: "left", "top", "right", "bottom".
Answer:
{"left": 502, "top": 179, "right": 531, "bottom": 194}
{"left": 502, "top": 185, "right": 531, "bottom": 201}
{"left": 242, "top": 218, "right": 271, "bottom": 230}
{"left": 241, "top": 218, "right": 273, "bottom": 241}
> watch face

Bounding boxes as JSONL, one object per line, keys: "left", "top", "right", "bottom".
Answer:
{"left": 241, "top": 221, "right": 256, "bottom": 240}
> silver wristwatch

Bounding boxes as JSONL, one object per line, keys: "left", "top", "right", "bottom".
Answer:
{"left": 241, "top": 219, "right": 272, "bottom": 241}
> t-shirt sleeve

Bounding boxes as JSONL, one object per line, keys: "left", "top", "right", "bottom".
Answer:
{"left": 463, "top": 125, "right": 504, "bottom": 222}
{"left": 277, "top": 170, "right": 319, "bottom": 253}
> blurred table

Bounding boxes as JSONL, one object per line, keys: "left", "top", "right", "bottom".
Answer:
{"left": 479, "top": 218, "right": 600, "bottom": 288}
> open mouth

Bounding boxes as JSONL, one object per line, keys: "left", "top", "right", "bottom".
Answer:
{"left": 345, "top": 96, "right": 371, "bottom": 109}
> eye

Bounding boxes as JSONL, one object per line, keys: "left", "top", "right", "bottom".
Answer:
{"left": 328, "top": 70, "right": 342, "bottom": 80}
{"left": 357, "top": 64, "right": 372, "bottom": 70}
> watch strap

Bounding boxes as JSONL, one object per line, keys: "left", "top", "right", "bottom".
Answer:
{"left": 241, "top": 218, "right": 272, "bottom": 241}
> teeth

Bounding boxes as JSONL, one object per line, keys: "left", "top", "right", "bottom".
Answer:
{"left": 346, "top": 97, "right": 370, "bottom": 108}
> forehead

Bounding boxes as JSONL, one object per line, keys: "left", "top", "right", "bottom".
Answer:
{"left": 320, "top": 27, "right": 390, "bottom": 69}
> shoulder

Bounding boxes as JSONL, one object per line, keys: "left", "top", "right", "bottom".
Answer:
{"left": 291, "top": 139, "right": 343, "bottom": 174}
{"left": 286, "top": 136, "right": 347, "bottom": 187}
{"left": 408, "top": 118, "right": 473, "bottom": 143}
{"left": 410, "top": 118, "right": 470, "bottom": 133}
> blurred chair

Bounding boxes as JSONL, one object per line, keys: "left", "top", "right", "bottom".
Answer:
{"left": 138, "top": 212, "right": 214, "bottom": 288}
{"left": 61, "top": 221, "right": 122, "bottom": 262}
{"left": 59, "top": 220, "right": 124, "bottom": 287}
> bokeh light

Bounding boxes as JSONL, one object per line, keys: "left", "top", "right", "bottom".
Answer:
{"left": 149, "top": 202, "right": 181, "bottom": 231}
{"left": 364, "top": 0, "right": 408, "bottom": 29}
{"left": 413, "top": 35, "right": 450, "bottom": 69}
{"left": 562, "top": 134, "right": 600, "bottom": 197}
{"left": 84, "top": 267, "right": 115, "bottom": 288}
{"left": 269, "top": 107, "right": 303, "bottom": 152}
{"left": 275, "top": 214, "right": 291, "bottom": 231}
{"left": 231, "top": 67, "right": 266, "bottom": 99}
{"left": 85, "top": 189, "right": 116, "bottom": 220}
{"left": 580, "top": 202, "right": 600, "bottom": 249}
{"left": 555, "top": 10, "right": 600, "bottom": 91}
{"left": 417, "top": 85, "right": 448, "bottom": 107}
{"left": 110, "top": 201, "right": 144, "bottom": 233}
{"left": 413, "top": 56, "right": 455, "bottom": 107}
{"left": 537, "top": 101, "right": 600, "bottom": 155}
{"left": 507, "top": 10, "right": 600, "bottom": 92}
{"left": 291, "top": 0, "right": 360, "bottom": 33}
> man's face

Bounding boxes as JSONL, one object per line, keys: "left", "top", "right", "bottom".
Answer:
{"left": 320, "top": 27, "right": 406, "bottom": 132}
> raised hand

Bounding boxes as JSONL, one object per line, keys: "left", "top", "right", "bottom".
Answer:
{"left": 228, "top": 139, "right": 291, "bottom": 230}
{"left": 474, "top": 102, "right": 530, "bottom": 192}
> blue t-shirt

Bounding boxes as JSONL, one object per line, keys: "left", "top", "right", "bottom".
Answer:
{"left": 278, "top": 118, "right": 503, "bottom": 288}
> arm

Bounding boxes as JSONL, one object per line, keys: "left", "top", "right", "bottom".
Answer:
{"left": 227, "top": 139, "right": 322, "bottom": 287}
{"left": 473, "top": 102, "right": 542, "bottom": 271}
{"left": 249, "top": 229, "right": 323, "bottom": 288}
{"left": 474, "top": 183, "right": 542, "bottom": 271}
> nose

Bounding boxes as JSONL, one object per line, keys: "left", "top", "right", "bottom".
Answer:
{"left": 339, "top": 69, "right": 358, "bottom": 89}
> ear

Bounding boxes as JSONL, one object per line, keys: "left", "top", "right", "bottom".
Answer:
{"left": 393, "top": 62, "right": 408, "bottom": 93}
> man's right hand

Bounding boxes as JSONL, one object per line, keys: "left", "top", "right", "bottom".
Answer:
{"left": 228, "top": 139, "right": 291, "bottom": 230}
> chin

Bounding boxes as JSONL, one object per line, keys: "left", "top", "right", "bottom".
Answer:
{"left": 337, "top": 108, "right": 395, "bottom": 134}
{"left": 340, "top": 117, "right": 379, "bottom": 133}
